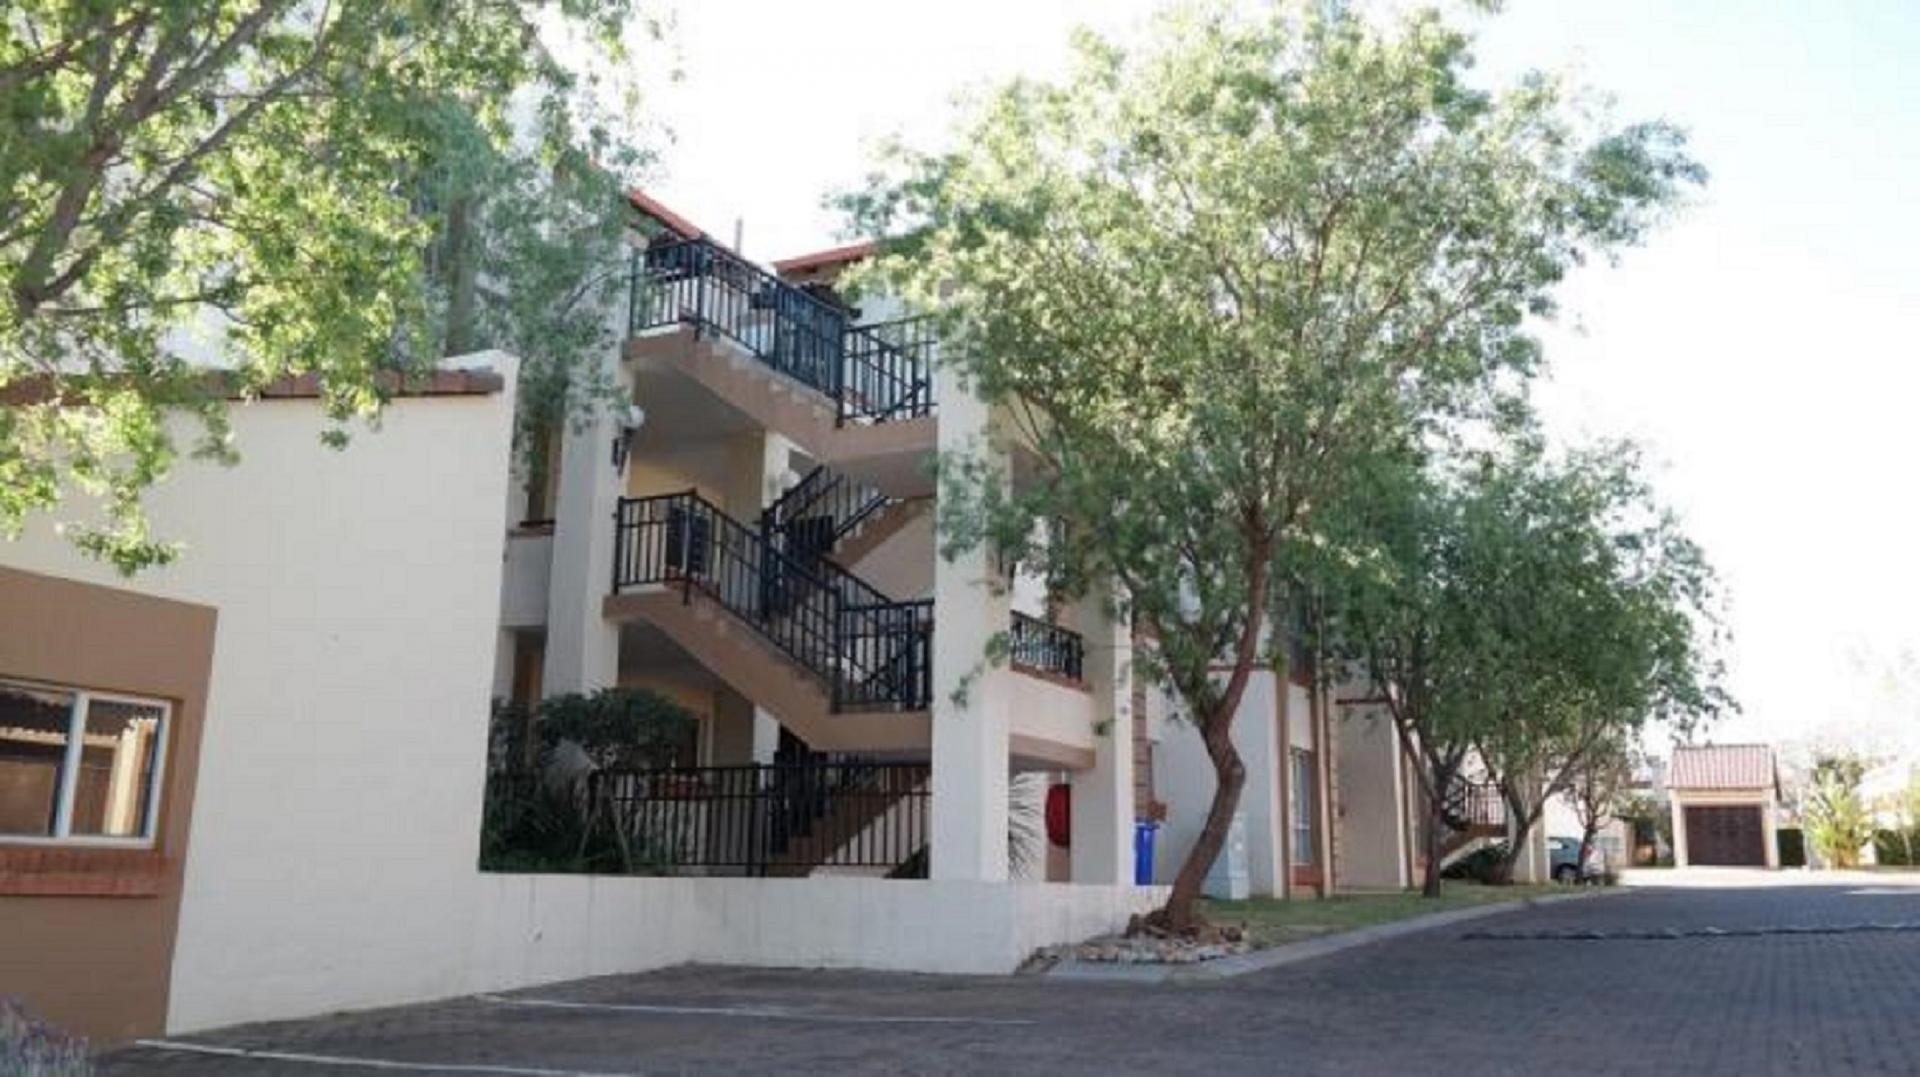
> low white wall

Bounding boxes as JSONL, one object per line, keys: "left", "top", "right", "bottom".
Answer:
{"left": 223, "top": 875, "right": 1163, "bottom": 1032}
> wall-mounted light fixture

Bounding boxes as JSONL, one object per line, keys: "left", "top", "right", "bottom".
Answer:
{"left": 610, "top": 404, "right": 646, "bottom": 472}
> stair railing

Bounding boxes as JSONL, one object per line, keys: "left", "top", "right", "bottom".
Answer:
{"left": 1440, "top": 777, "right": 1506, "bottom": 832}
{"left": 614, "top": 491, "right": 934, "bottom": 710}
{"left": 762, "top": 464, "right": 895, "bottom": 562}
{"left": 591, "top": 759, "right": 930, "bottom": 875}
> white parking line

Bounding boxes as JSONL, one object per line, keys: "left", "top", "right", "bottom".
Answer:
{"left": 476, "top": 993, "right": 1036, "bottom": 1026}
{"left": 132, "top": 1039, "right": 640, "bottom": 1076}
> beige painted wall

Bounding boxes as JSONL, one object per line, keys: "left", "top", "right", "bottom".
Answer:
{"left": 0, "top": 569, "right": 218, "bottom": 1043}
{"left": 842, "top": 506, "right": 933, "bottom": 599}
{"left": 1334, "top": 704, "right": 1409, "bottom": 890}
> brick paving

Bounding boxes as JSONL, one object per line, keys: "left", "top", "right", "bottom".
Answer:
{"left": 103, "top": 874, "right": 1920, "bottom": 1076}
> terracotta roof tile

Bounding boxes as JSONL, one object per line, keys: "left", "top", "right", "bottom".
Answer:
{"left": 772, "top": 241, "right": 877, "bottom": 275}
{"left": 627, "top": 188, "right": 708, "bottom": 241}
{"left": 1670, "top": 744, "right": 1776, "bottom": 791}
{"left": 2, "top": 368, "right": 504, "bottom": 407}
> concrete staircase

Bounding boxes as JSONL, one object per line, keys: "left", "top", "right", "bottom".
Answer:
{"left": 606, "top": 586, "right": 931, "bottom": 756}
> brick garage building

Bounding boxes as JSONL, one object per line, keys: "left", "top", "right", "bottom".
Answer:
{"left": 1669, "top": 744, "right": 1780, "bottom": 868}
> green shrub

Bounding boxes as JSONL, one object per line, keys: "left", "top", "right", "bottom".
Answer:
{"left": 479, "top": 689, "right": 696, "bottom": 875}
{"left": 1872, "top": 828, "right": 1920, "bottom": 867}
{"left": 1441, "top": 843, "right": 1510, "bottom": 884}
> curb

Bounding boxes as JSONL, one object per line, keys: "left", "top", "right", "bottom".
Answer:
{"left": 1044, "top": 889, "right": 1611, "bottom": 984}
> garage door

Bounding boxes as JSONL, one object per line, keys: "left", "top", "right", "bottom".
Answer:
{"left": 1685, "top": 805, "right": 1766, "bottom": 866}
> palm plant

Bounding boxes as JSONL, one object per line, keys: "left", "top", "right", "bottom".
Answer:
{"left": 1803, "top": 752, "right": 1873, "bottom": 869}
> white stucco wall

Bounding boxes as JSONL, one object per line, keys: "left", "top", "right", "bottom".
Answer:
{"left": 499, "top": 532, "right": 553, "bottom": 628}
{"left": 461, "top": 875, "right": 1160, "bottom": 992}
{"left": 1155, "top": 671, "right": 1285, "bottom": 896}
{"left": 1334, "top": 705, "right": 1409, "bottom": 890}
{"left": 0, "top": 354, "right": 520, "bottom": 1034}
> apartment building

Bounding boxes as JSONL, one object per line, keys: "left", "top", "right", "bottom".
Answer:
{"left": 0, "top": 192, "right": 1164, "bottom": 1043}
{"left": 496, "top": 196, "right": 1153, "bottom": 890}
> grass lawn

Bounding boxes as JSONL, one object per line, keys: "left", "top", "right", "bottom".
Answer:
{"left": 1201, "top": 882, "right": 1572, "bottom": 948}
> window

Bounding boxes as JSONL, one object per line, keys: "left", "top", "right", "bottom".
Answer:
{"left": 1290, "top": 748, "right": 1315, "bottom": 865}
{"left": 0, "top": 679, "right": 168, "bottom": 844}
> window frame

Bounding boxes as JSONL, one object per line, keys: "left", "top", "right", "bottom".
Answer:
{"left": 0, "top": 677, "right": 171, "bottom": 849}
{"left": 1290, "top": 746, "right": 1316, "bottom": 867}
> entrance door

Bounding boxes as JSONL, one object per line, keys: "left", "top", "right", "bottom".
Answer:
{"left": 1684, "top": 805, "right": 1766, "bottom": 866}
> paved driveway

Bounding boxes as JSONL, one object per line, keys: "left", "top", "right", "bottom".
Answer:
{"left": 105, "top": 872, "right": 1920, "bottom": 1076}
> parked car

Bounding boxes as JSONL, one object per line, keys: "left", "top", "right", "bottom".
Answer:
{"left": 1548, "top": 836, "right": 1606, "bottom": 883}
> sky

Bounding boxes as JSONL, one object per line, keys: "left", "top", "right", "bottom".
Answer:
{"left": 636, "top": 1, "right": 1920, "bottom": 755}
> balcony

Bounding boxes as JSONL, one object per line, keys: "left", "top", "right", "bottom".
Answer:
{"left": 629, "top": 238, "right": 936, "bottom": 425}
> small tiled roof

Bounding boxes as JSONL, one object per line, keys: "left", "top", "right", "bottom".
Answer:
{"left": 772, "top": 241, "right": 877, "bottom": 275}
{"left": 1670, "top": 744, "right": 1776, "bottom": 791}
{"left": 627, "top": 188, "right": 708, "bottom": 241}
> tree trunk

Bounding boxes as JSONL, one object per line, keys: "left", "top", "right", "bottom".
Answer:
{"left": 442, "top": 193, "right": 480, "bottom": 358}
{"left": 1158, "top": 714, "right": 1247, "bottom": 932}
{"left": 1420, "top": 783, "right": 1446, "bottom": 897}
{"left": 1492, "top": 804, "right": 1540, "bottom": 886}
{"left": 1485, "top": 849, "right": 1516, "bottom": 886}
{"left": 1576, "top": 819, "right": 1601, "bottom": 880}
{"left": 1151, "top": 548, "right": 1269, "bottom": 934}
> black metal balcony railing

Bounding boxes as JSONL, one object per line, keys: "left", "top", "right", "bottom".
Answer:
{"left": 842, "top": 316, "right": 937, "bottom": 423}
{"left": 591, "top": 759, "right": 929, "bottom": 875}
{"left": 762, "top": 464, "right": 894, "bottom": 563}
{"left": 1441, "top": 777, "right": 1506, "bottom": 832}
{"left": 628, "top": 238, "right": 936, "bottom": 424}
{"left": 1009, "top": 610, "right": 1086, "bottom": 682}
{"left": 613, "top": 491, "right": 934, "bottom": 710}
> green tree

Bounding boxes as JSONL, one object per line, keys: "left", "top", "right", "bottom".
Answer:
{"left": 1895, "top": 768, "right": 1920, "bottom": 866}
{"left": 420, "top": 103, "right": 653, "bottom": 515}
{"left": 1, "top": 0, "right": 658, "bottom": 571}
{"left": 1310, "top": 455, "right": 1486, "bottom": 898}
{"left": 845, "top": 3, "right": 1701, "bottom": 927}
{"left": 1313, "top": 441, "right": 1723, "bottom": 893}
{"left": 1803, "top": 751, "right": 1872, "bottom": 869}
{"left": 1460, "top": 443, "right": 1726, "bottom": 884}
{"left": 481, "top": 687, "right": 696, "bottom": 874}
{"left": 1565, "top": 733, "right": 1636, "bottom": 875}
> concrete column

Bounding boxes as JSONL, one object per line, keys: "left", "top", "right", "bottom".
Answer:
{"left": 709, "top": 690, "right": 757, "bottom": 765}
{"left": 542, "top": 384, "right": 627, "bottom": 697}
{"left": 1671, "top": 797, "right": 1690, "bottom": 867}
{"left": 929, "top": 370, "right": 1011, "bottom": 882}
{"left": 1070, "top": 584, "right": 1135, "bottom": 885}
{"left": 1273, "top": 672, "right": 1293, "bottom": 900}
{"left": 1763, "top": 797, "right": 1780, "bottom": 869}
{"left": 1314, "top": 682, "right": 1337, "bottom": 895}
{"left": 723, "top": 430, "right": 794, "bottom": 763}
{"left": 750, "top": 710, "right": 782, "bottom": 764}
